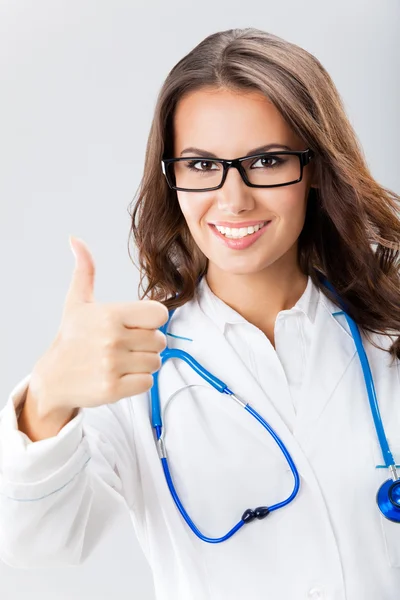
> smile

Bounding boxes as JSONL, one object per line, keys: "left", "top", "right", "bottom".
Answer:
{"left": 208, "top": 221, "right": 272, "bottom": 250}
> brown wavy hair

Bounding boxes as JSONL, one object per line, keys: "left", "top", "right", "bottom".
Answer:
{"left": 128, "top": 27, "right": 400, "bottom": 361}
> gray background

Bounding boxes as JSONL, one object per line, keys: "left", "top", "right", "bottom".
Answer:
{"left": 0, "top": 0, "right": 399, "bottom": 598}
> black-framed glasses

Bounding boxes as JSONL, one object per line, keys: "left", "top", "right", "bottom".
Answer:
{"left": 161, "top": 149, "right": 315, "bottom": 192}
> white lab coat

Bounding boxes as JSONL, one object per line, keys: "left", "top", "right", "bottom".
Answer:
{"left": 1, "top": 276, "right": 400, "bottom": 600}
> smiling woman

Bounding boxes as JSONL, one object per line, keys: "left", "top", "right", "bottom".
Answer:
{"left": 129, "top": 27, "right": 400, "bottom": 362}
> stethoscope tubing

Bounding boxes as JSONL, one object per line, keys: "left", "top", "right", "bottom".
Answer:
{"left": 150, "top": 271, "right": 400, "bottom": 540}
{"left": 319, "top": 276, "right": 396, "bottom": 471}
{"left": 158, "top": 399, "right": 301, "bottom": 543}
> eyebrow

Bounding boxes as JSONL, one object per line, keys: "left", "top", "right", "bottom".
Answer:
{"left": 179, "top": 143, "right": 293, "bottom": 158}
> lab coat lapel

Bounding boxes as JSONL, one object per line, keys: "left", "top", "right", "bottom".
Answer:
{"left": 166, "top": 290, "right": 357, "bottom": 451}
{"left": 164, "top": 299, "right": 303, "bottom": 463}
{"left": 292, "top": 294, "right": 357, "bottom": 441}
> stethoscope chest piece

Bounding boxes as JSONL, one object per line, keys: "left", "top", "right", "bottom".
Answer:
{"left": 377, "top": 479, "right": 400, "bottom": 522}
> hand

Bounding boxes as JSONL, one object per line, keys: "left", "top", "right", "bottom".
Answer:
{"left": 29, "top": 236, "right": 169, "bottom": 414}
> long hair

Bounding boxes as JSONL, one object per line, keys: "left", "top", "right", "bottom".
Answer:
{"left": 128, "top": 27, "right": 400, "bottom": 361}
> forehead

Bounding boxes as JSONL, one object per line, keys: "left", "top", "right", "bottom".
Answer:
{"left": 172, "top": 86, "right": 301, "bottom": 156}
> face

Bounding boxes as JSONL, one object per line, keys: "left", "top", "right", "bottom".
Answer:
{"left": 172, "top": 86, "right": 316, "bottom": 278}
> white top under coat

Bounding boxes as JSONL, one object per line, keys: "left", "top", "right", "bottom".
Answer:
{"left": 199, "top": 274, "right": 319, "bottom": 425}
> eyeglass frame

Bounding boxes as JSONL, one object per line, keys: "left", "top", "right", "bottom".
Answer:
{"left": 161, "top": 148, "right": 315, "bottom": 192}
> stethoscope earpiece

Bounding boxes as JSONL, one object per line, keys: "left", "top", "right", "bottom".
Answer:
{"left": 377, "top": 479, "right": 400, "bottom": 523}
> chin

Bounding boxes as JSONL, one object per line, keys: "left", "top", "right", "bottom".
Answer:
{"left": 209, "top": 257, "right": 272, "bottom": 276}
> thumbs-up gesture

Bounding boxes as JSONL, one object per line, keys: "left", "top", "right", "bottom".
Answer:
{"left": 29, "top": 236, "right": 169, "bottom": 415}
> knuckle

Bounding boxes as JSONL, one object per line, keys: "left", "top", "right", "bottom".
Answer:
{"left": 100, "top": 350, "right": 118, "bottom": 373}
{"left": 99, "top": 376, "right": 117, "bottom": 398}
{"left": 143, "top": 374, "right": 154, "bottom": 391}
{"left": 147, "top": 301, "right": 169, "bottom": 325}
{"left": 134, "top": 374, "right": 154, "bottom": 394}
{"left": 150, "top": 353, "right": 162, "bottom": 373}
{"left": 155, "top": 330, "right": 167, "bottom": 350}
{"left": 102, "top": 308, "right": 117, "bottom": 329}
{"left": 103, "top": 335, "right": 120, "bottom": 351}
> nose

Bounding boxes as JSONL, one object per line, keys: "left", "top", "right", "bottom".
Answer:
{"left": 216, "top": 165, "right": 255, "bottom": 215}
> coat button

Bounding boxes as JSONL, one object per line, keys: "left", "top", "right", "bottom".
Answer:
{"left": 307, "top": 588, "right": 324, "bottom": 599}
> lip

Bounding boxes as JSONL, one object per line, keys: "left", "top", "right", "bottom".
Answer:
{"left": 208, "top": 221, "right": 272, "bottom": 250}
{"left": 209, "top": 220, "right": 269, "bottom": 227}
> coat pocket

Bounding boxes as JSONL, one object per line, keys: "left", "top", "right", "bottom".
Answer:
{"left": 371, "top": 438, "right": 400, "bottom": 567}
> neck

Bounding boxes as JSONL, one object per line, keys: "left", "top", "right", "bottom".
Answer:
{"left": 205, "top": 255, "right": 308, "bottom": 347}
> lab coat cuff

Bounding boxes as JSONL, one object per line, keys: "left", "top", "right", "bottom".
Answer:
{"left": 0, "top": 372, "right": 88, "bottom": 486}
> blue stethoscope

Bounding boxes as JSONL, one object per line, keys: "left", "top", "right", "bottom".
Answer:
{"left": 150, "top": 270, "right": 400, "bottom": 543}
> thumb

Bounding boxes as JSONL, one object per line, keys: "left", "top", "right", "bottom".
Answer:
{"left": 64, "top": 235, "right": 96, "bottom": 307}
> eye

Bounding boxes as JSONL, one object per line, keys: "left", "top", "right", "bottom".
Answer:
{"left": 250, "top": 155, "right": 283, "bottom": 169}
{"left": 185, "top": 159, "right": 220, "bottom": 172}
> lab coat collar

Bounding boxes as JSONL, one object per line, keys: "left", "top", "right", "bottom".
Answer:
{"left": 166, "top": 276, "right": 356, "bottom": 451}
{"left": 196, "top": 274, "right": 319, "bottom": 334}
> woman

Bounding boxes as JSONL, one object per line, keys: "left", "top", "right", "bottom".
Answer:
{"left": 1, "top": 27, "right": 400, "bottom": 600}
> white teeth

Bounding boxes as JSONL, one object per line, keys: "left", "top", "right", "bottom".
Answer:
{"left": 215, "top": 222, "right": 267, "bottom": 238}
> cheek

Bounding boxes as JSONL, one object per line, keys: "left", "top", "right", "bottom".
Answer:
{"left": 177, "top": 191, "right": 213, "bottom": 227}
{"left": 271, "top": 186, "right": 308, "bottom": 228}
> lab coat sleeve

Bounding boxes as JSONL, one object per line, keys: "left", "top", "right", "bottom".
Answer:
{"left": 0, "top": 372, "right": 145, "bottom": 569}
